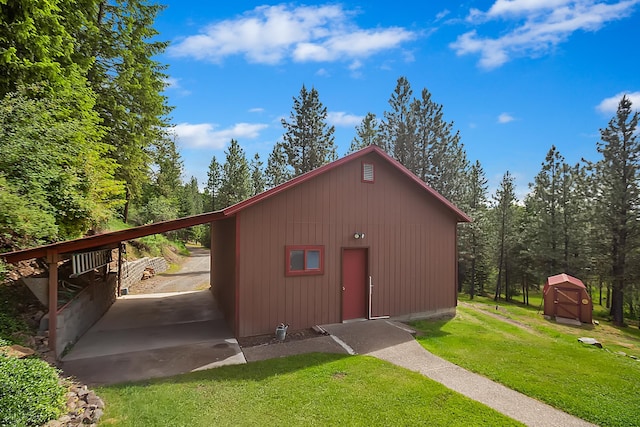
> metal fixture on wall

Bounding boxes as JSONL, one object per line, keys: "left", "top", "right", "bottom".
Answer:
{"left": 353, "top": 232, "right": 365, "bottom": 239}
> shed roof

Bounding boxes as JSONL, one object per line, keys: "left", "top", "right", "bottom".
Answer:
{"left": 0, "top": 211, "right": 225, "bottom": 263}
{"left": 1, "top": 145, "right": 470, "bottom": 263}
{"left": 546, "top": 273, "right": 586, "bottom": 289}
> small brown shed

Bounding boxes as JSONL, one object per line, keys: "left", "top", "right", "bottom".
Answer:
{"left": 543, "top": 273, "right": 592, "bottom": 324}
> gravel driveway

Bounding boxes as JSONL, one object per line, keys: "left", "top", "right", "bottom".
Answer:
{"left": 129, "top": 245, "right": 210, "bottom": 294}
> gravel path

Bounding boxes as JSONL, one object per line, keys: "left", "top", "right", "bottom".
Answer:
{"left": 129, "top": 246, "right": 210, "bottom": 294}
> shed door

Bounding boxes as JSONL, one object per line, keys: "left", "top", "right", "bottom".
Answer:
{"left": 342, "top": 248, "right": 367, "bottom": 320}
{"left": 555, "top": 287, "right": 580, "bottom": 320}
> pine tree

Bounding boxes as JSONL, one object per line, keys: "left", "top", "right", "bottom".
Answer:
{"left": 87, "top": 0, "right": 172, "bottom": 222}
{"left": 458, "top": 161, "right": 490, "bottom": 299}
{"left": 152, "top": 135, "right": 183, "bottom": 200}
{"left": 592, "top": 95, "right": 640, "bottom": 325}
{"left": 493, "top": 171, "right": 517, "bottom": 301}
{"left": 206, "top": 156, "right": 222, "bottom": 211}
{"left": 348, "top": 112, "right": 381, "bottom": 153}
{"left": 281, "top": 85, "right": 336, "bottom": 176}
{"left": 219, "top": 140, "right": 251, "bottom": 208}
{"left": 380, "top": 77, "right": 415, "bottom": 163}
{"left": 380, "top": 77, "right": 468, "bottom": 205}
{"left": 414, "top": 88, "right": 468, "bottom": 204}
{"left": 250, "top": 153, "right": 266, "bottom": 196}
{"left": 265, "top": 143, "right": 292, "bottom": 188}
{"left": 526, "top": 146, "right": 563, "bottom": 277}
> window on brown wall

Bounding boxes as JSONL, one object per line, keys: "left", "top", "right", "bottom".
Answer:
{"left": 285, "top": 245, "right": 324, "bottom": 276}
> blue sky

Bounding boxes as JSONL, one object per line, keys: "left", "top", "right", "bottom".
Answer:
{"left": 155, "top": 0, "right": 640, "bottom": 199}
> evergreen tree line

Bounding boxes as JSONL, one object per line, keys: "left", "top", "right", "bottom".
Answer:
{"left": 210, "top": 77, "right": 639, "bottom": 327}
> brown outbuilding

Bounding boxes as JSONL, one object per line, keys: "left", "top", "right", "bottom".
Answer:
{"left": 211, "top": 146, "right": 471, "bottom": 337}
{"left": 543, "top": 273, "right": 592, "bottom": 324}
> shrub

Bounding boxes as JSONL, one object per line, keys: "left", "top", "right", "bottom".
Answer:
{"left": 0, "top": 284, "right": 32, "bottom": 343}
{"left": 0, "top": 356, "right": 66, "bottom": 426}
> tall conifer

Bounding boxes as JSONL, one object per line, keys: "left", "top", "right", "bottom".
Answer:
{"left": 281, "top": 85, "right": 336, "bottom": 176}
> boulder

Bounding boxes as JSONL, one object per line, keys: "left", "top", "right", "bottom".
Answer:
{"left": 577, "top": 337, "right": 602, "bottom": 348}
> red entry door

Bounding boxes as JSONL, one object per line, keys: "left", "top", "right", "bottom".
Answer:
{"left": 342, "top": 248, "right": 367, "bottom": 320}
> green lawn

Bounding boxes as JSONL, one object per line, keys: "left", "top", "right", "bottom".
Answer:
{"left": 97, "top": 353, "right": 522, "bottom": 426}
{"left": 412, "top": 301, "right": 640, "bottom": 427}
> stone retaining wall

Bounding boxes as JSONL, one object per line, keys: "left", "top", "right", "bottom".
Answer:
{"left": 119, "top": 257, "right": 168, "bottom": 291}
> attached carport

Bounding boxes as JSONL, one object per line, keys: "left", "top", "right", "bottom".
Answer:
{"left": 61, "top": 290, "right": 245, "bottom": 385}
{"left": 0, "top": 211, "right": 226, "bottom": 359}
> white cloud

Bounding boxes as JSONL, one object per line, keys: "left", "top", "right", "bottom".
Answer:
{"left": 487, "top": 0, "right": 574, "bottom": 17}
{"left": 452, "top": 0, "right": 640, "bottom": 69}
{"left": 172, "top": 122, "right": 268, "bottom": 149}
{"left": 169, "top": 4, "right": 416, "bottom": 66}
{"left": 349, "top": 60, "right": 363, "bottom": 70}
{"left": 498, "top": 112, "right": 515, "bottom": 123}
{"left": 436, "top": 9, "right": 451, "bottom": 21}
{"left": 163, "top": 77, "right": 192, "bottom": 96}
{"left": 248, "top": 107, "right": 264, "bottom": 113}
{"left": 327, "top": 112, "right": 364, "bottom": 127}
{"left": 596, "top": 91, "right": 640, "bottom": 114}
{"left": 164, "top": 77, "right": 180, "bottom": 89}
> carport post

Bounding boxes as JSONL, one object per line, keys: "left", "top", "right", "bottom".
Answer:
{"left": 46, "top": 250, "right": 59, "bottom": 357}
{"left": 117, "top": 243, "right": 123, "bottom": 296}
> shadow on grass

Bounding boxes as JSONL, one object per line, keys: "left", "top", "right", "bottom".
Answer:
{"left": 541, "top": 317, "right": 595, "bottom": 331}
{"left": 104, "top": 352, "right": 354, "bottom": 389}
{"left": 408, "top": 318, "right": 453, "bottom": 339}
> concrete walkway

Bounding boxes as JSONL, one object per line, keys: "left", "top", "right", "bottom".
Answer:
{"left": 61, "top": 290, "right": 245, "bottom": 385}
{"left": 321, "top": 320, "right": 597, "bottom": 427}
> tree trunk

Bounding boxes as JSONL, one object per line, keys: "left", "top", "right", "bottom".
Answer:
{"left": 504, "top": 253, "right": 510, "bottom": 301}
{"left": 606, "top": 283, "right": 611, "bottom": 309}
{"left": 123, "top": 187, "right": 131, "bottom": 224}
{"left": 494, "top": 221, "right": 505, "bottom": 302}
{"left": 470, "top": 257, "right": 476, "bottom": 300}
{"left": 598, "top": 276, "right": 603, "bottom": 306}
{"left": 611, "top": 232, "right": 626, "bottom": 326}
{"left": 494, "top": 255, "right": 503, "bottom": 302}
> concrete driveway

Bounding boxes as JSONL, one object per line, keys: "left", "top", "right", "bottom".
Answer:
{"left": 61, "top": 290, "right": 245, "bottom": 385}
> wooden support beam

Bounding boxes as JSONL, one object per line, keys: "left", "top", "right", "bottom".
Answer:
{"left": 46, "top": 250, "right": 59, "bottom": 358}
{"left": 117, "top": 244, "right": 123, "bottom": 296}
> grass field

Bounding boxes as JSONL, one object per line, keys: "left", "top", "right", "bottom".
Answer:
{"left": 97, "top": 353, "right": 522, "bottom": 427}
{"left": 96, "top": 293, "right": 640, "bottom": 426}
{"left": 412, "top": 297, "right": 640, "bottom": 427}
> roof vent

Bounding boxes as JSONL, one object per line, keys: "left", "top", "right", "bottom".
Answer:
{"left": 362, "top": 162, "right": 375, "bottom": 182}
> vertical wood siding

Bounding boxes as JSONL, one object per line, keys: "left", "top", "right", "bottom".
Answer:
{"left": 236, "top": 152, "right": 458, "bottom": 337}
{"left": 211, "top": 217, "right": 237, "bottom": 334}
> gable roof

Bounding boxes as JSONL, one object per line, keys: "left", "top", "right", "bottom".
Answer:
{"left": 546, "top": 273, "right": 586, "bottom": 289}
{"left": 223, "top": 145, "right": 472, "bottom": 222}
{"left": 1, "top": 145, "right": 470, "bottom": 263}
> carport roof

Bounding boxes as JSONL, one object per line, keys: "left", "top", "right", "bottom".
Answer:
{"left": 1, "top": 145, "right": 471, "bottom": 264}
{"left": 1, "top": 211, "right": 226, "bottom": 263}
